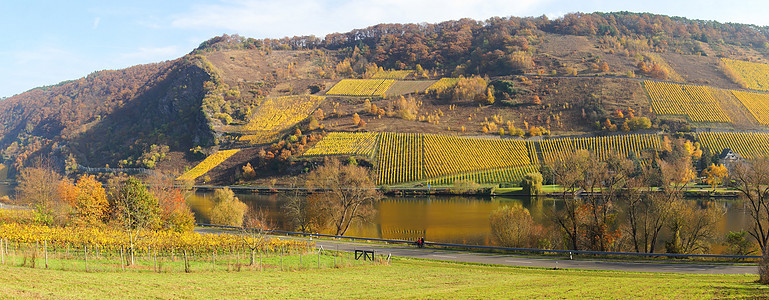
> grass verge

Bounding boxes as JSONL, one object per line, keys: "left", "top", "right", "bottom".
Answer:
{"left": 0, "top": 256, "right": 766, "bottom": 298}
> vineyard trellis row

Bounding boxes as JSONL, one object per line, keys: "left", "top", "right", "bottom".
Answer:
{"left": 539, "top": 134, "right": 662, "bottom": 166}
{"left": 177, "top": 149, "right": 240, "bottom": 181}
{"left": 302, "top": 132, "right": 667, "bottom": 185}
{"left": 325, "top": 79, "right": 396, "bottom": 97}
{"left": 425, "top": 165, "right": 540, "bottom": 185}
{"left": 731, "top": 90, "right": 769, "bottom": 125}
{"left": 721, "top": 58, "right": 769, "bottom": 92}
{"left": 643, "top": 81, "right": 731, "bottom": 123}
{"left": 0, "top": 223, "right": 306, "bottom": 255}
{"left": 697, "top": 132, "right": 769, "bottom": 161}
{"left": 301, "top": 132, "right": 379, "bottom": 159}
{"left": 240, "top": 95, "right": 325, "bottom": 133}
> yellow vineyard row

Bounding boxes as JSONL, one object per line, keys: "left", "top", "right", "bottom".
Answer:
{"left": 731, "top": 90, "right": 769, "bottom": 125}
{"left": 177, "top": 149, "right": 240, "bottom": 181}
{"left": 302, "top": 132, "right": 378, "bottom": 158}
{"left": 0, "top": 223, "right": 306, "bottom": 253}
{"left": 697, "top": 132, "right": 769, "bottom": 161}
{"left": 426, "top": 78, "right": 460, "bottom": 92}
{"left": 240, "top": 95, "right": 325, "bottom": 134}
{"left": 422, "top": 135, "right": 532, "bottom": 180}
{"left": 371, "top": 70, "right": 413, "bottom": 79}
{"left": 643, "top": 81, "right": 731, "bottom": 123}
{"left": 721, "top": 58, "right": 769, "bottom": 92}
{"left": 326, "top": 79, "right": 395, "bottom": 97}
{"left": 425, "top": 165, "right": 540, "bottom": 185}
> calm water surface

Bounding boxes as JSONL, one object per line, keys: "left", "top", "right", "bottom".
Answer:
{"left": 189, "top": 192, "right": 753, "bottom": 249}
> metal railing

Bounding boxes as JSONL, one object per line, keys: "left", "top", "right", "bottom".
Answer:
{"left": 196, "top": 223, "right": 762, "bottom": 260}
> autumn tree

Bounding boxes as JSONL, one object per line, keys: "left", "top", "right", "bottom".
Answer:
{"left": 109, "top": 177, "right": 160, "bottom": 265}
{"left": 148, "top": 174, "right": 195, "bottom": 232}
{"left": 306, "top": 158, "right": 381, "bottom": 236}
{"left": 15, "top": 166, "right": 67, "bottom": 225}
{"left": 241, "top": 163, "right": 256, "bottom": 180}
{"left": 666, "top": 200, "right": 723, "bottom": 254}
{"left": 730, "top": 157, "right": 769, "bottom": 284}
{"left": 283, "top": 192, "right": 328, "bottom": 233}
{"left": 60, "top": 175, "right": 109, "bottom": 227}
{"left": 552, "top": 150, "right": 629, "bottom": 251}
{"left": 702, "top": 163, "right": 728, "bottom": 191}
{"left": 625, "top": 138, "right": 698, "bottom": 254}
{"left": 521, "top": 172, "right": 543, "bottom": 196}
{"left": 210, "top": 187, "right": 248, "bottom": 227}
{"left": 489, "top": 203, "right": 539, "bottom": 248}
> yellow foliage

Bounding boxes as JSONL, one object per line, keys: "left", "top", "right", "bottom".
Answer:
{"left": 177, "top": 149, "right": 240, "bottom": 181}
{"left": 326, "top": 79, "right": 395, "bottom": 97}
{"left": 643, "top": 81, "right": 731, "bottom": 123}
{"left": 302, "top": 132, "right": 378, "bottom": 158}
{"left": 721, "top": 58, "right": 769, "bottom": 91}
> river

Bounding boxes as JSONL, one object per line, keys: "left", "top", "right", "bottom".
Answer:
{"left": 188, "top": 191, "right": 753, "bottom": 253}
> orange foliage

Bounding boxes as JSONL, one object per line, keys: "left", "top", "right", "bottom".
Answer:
{"left": 60, "top": 175, "right": 109, "bottom": 227}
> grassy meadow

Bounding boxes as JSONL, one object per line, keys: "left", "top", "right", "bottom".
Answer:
{"left": 0, "top": 256, "right": 766, "bottom": 299}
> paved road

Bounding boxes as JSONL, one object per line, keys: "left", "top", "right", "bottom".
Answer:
{"left": 196, "top": 228, "right": 758, "bottom": 275}
{"left": 293, "top": 237, "right": 758, "bottom": 275}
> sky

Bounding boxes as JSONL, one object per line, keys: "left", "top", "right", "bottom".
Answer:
{"left": 1, "top": 0, "right": 767, "bottom": 98}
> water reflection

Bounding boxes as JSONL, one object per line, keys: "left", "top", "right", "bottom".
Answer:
{"left": 189, "top": 191, "right": 751, "bottom": 251}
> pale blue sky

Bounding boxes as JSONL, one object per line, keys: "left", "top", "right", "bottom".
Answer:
{"left": 1, "top": 0, "right": 767, "bottom": 98}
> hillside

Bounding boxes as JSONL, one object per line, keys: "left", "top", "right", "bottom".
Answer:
{"left": 3, "top": 11, "right": 769, "bottom": 184}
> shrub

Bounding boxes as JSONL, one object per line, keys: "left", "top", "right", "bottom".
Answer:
{"left": 489, "top": 203, "right": 537, "bottom": 248}
{"left": 210, "top": 188, "right": 248, "bottom": 227}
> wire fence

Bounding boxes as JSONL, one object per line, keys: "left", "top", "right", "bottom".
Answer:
{"left": 0, "top": 238, "right": 386, "bottom": 273}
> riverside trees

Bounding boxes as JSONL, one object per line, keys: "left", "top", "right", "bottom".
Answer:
{"left": 547, "top": 138, "right": 723, "bottom": 254}
{"left": 730, "top": 157, "right": 769, "bottom": 284}
{"left": 305, "top": 158, "right": 381, "bottom": 236}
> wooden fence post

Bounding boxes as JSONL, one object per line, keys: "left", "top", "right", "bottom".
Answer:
{"left": 84, "top": 244, "right": 88, "bottom": 272}
{"left": 44, "top": 240, "right": 48, "bottom": 269}
{"left": 183, "top": 249, "right": 190, "bottom": 273}
{"left": 153, "top": 247, "right": 158, "bottom": 273}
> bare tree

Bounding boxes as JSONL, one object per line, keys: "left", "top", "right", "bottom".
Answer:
{"left": 730, "top": 157, "right": 769, "bottom": 284}
{"left": 241, "top": 207, "right": 271, "bottom": 266}
{"left": 625, "top": 139, "right": 698, "bottom": 254}
{"left": 15, "top": 165, "right": 67, "bottom": 225}
{"left": 552, "top": 150, "right": 628, "bottom": 251}
{"left": 306, "top": 158, "right": 381, "bottom": 236}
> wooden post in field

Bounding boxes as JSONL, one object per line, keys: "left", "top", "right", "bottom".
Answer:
{"left": 84, "top": 244, "right": 88, "bottom": 272}
{"left": 212, "top": 251, "right": 215, "bottom": 271}
{"left": 280, "top": 247, "right": 283, "bottom": 271}
{"left": 120, "top": 246, "right": 125, "bottom": 271}
{"left": 183, "top": 249, "right": 189, "bottom": 273}
{"left": 153, "top": 247, "right": 158, "bottom": 273}
{"left": 1, "top": 238, "right": 4, "bottom": 265}
{"left": 44, "top": 240, "right": 48, "bottom": 269}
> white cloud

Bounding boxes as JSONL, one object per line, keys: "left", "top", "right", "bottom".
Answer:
{"left": 93, "top": 17, "right": 101, "bottom": 29}
{"left": 170, "top": 0, "right": 552, "bottom": 38}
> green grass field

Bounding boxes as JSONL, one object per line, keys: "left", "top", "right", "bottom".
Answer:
{"left": 0, "top": 256, "right": 766, "bottom": 299}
